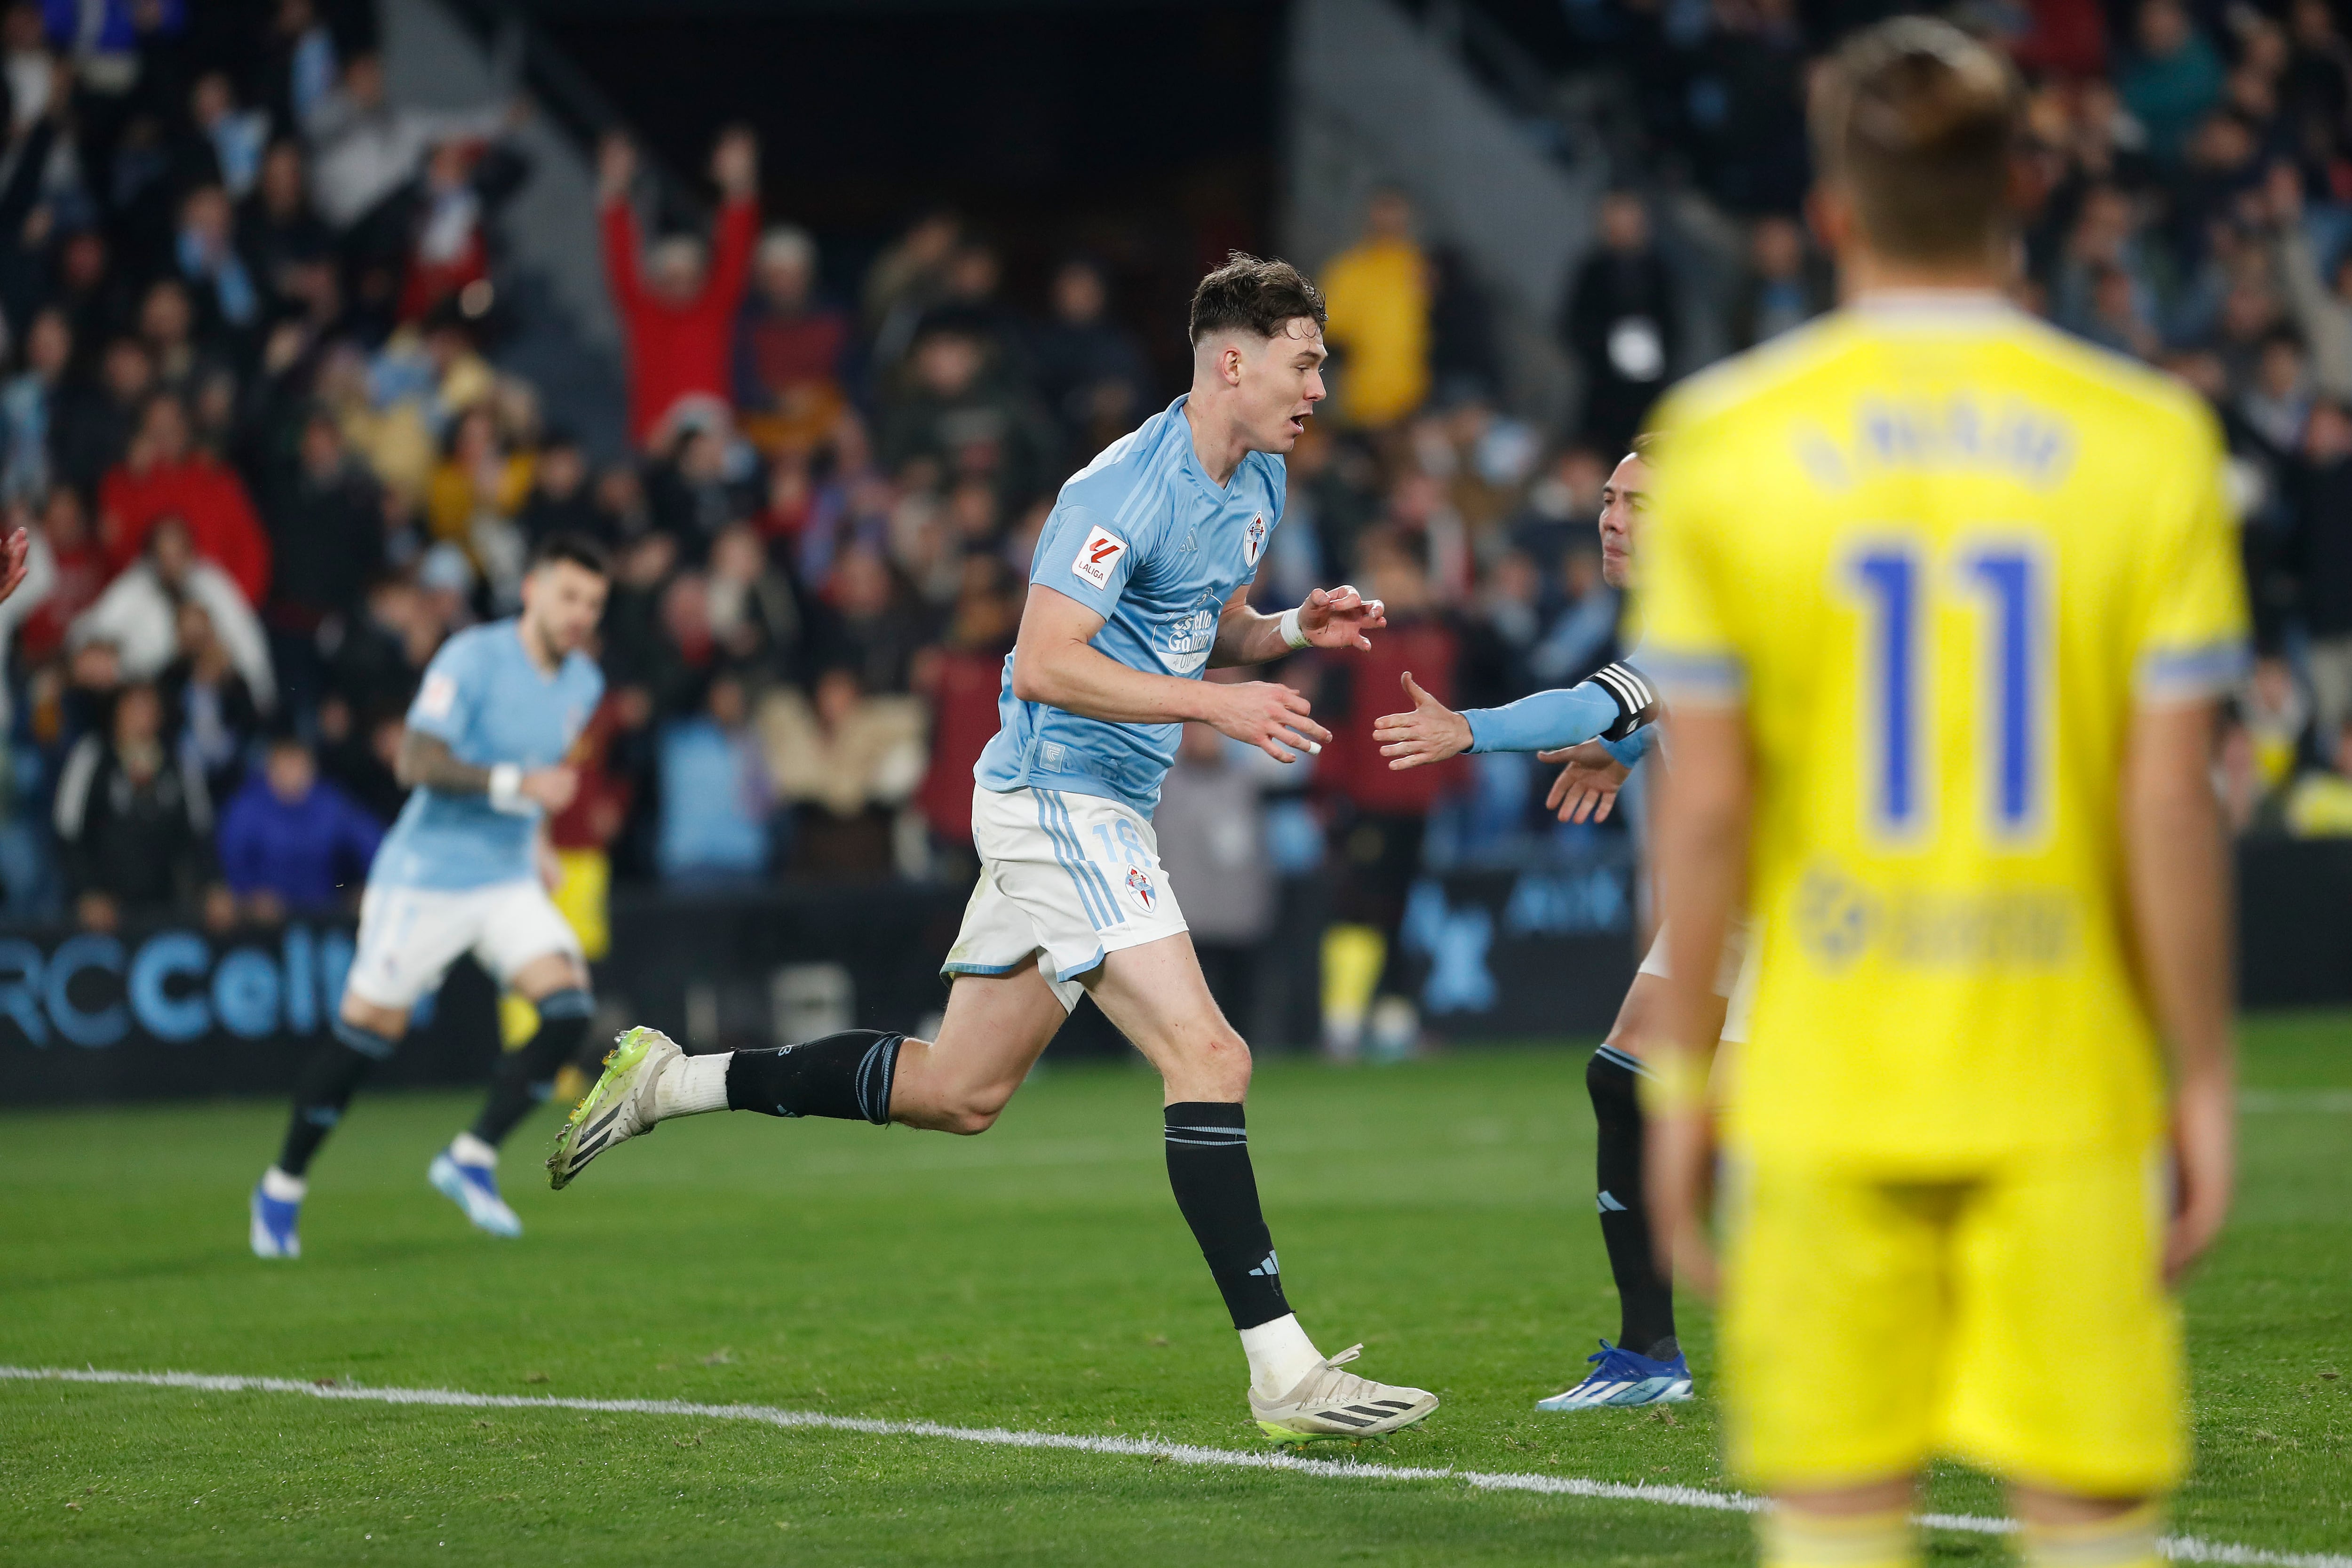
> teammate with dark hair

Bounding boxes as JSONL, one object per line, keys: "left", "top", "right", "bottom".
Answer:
{"left": 549, "top": 256, "right": 1441, "bottom": 1441}
{"left": 250, "top": 532, "right": 612, "bottom": 1257}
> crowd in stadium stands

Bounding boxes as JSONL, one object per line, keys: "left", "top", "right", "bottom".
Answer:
{"left": 2, "top": 0, "right": 2352, "bottom": 947}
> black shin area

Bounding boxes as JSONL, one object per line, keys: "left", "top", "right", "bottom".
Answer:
{"left": 277, "top": 1020, "right": 394, "bottom": 1176}
{"left": 1164, "top": 1102, "right": 1291, "bottom": 1330}
{"left": 470, "top": 988, "right": 596, "bottom": 1146}
{"left": 1588, "top": 1046, "right": 1677, "bottom": 1359}
{"left": 724, "top": 1031, "right": 903, "bottom": 1124}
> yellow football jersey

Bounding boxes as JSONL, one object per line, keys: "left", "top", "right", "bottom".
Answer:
{"left": 1637, "top": 294, "right": 2248, "bottom": 1166}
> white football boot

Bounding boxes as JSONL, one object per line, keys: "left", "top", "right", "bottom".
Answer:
{"left": 1249, "top": 1345, "right": 1439, "bottom": 1443}
{"left": 547, "top": 1026, "right": 680, "bottom": 1190}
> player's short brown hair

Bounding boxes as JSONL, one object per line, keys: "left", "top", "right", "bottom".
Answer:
{"left": 1811, "top": 17, "right": 2020, "bottom": 265}
{"left": 1189, "top": 252, "right": 1327, "bottom": 345}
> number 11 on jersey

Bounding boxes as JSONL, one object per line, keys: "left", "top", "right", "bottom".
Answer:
{"left": 1846, "top": 534, "right": 2052, "bottom": 850}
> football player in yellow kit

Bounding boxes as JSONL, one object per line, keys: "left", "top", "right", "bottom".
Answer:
{"left": 1636, "top": 18, "right": 2245, "bottom": 1568}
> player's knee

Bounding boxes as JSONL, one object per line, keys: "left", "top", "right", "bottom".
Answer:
{"left": 939, "top": 1079, "right": 1017, "bottom": 1136}
{"left": 1182, "top": 1027, "right": 1252, "bottom": 1101}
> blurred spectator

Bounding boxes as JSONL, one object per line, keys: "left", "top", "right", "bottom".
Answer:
{"left": 656, "top": 671, "right": 772, "bottom": 881}
{"left": 1029, "top": 256, "right": 1152, "bottom": 455}
{"left": 190, "top": 71, "right": 268, "bottom": 200}
{"left": 216, "top": 732, "right": 381, "bottom": 919}
{"left": 734, "top": 223, "right": 851, "bottom": 449}
{"left": 98, "top": 391, "right": 272, "bottom": 605}
{"left": 1313, "top": 540, "right": 1461, "bottom": 1058}
{"left": 1320, "top": 187, "right": 1431, "bottom": 429}
{"left": 2292, "top": 398, "right": 2352, "bottom": 740}
{"left": 17, "top": 485, "right": 104, "bottom": 663}
{"left": 1154, "top": 721, "right": 1277, "bottom": 1029}
{"left": 599, "top": 128, "right": 760, "bottom": 446}
{"left": 912, "top": 556, "right": 1019, "bottom": 857}
{"left": 862, "top": 209, "right": 960, "bottom": 366}
{"left": 2285, "top": 725, "right": 2352, "bottom": 835}
{"left": 176, "top": 184, "right": 263, "bottom": 342}
{"left": 241, "top": 138, "right": 334, "bottom": 307}
{"left": 1728, "top": 215, "right": 1830, "bottom": 350}
{"left": 644, "top": 418, "right": 755, "bottom": 549}
{"left": 879, "top": 322, "right": 1058, "bottom": 511}
{"left": 825, "top": 543, "right": 930, "bottom": 694}
{"left": 314, "top": 694, "right": 408, "bottom": 826}
{"left": 398, "top": 135, "right": 531, "bottom": 325}
{"left": 517, "top": 429, "right": 603, "bottom": 548}
{"left": 54, "top": 336, "right": 152, "bottom": 498}
{"left": 74, "top": 515, "right": 276, "bottom": 707}
{"left": 304, "top": 53, "right": 508, "bottom": 234}
{"left": 1427, "top": 245, "right": 1504, "bottom": 408}
{"left": 53, "top": 680, "right": 232, "bottom": 933}
{"left": 163, "top": 599, "right": 265, "bottom": 807}
{"left": 760, "top": 665, "right": 925, "bottom": 879}
{"left": 1561, "top": 191, "right": 1678, "bottom": 453}
{"left": 2118, "top": 0, "right": 2225, "bottom": 164}
{"left": 261, "top": 408, "right": 385, "bottom": 701}
{"left": 704, "top": 522, "right": 807, "bottom": 690}
{"left": 426, "top": 403, "right": 531, "bottom": 594}
{"left": 0, "top": 306, "right": 69, "bottom": 502}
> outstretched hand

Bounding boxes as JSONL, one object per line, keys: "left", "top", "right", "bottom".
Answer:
{"left": 1539, "top": 739, "right": 1630, "bottom": 823}
{"left": 1373, "top": 670, "right": 1471, "bottom": 771}
{"left": 1295, "top": 583, "right": 1386, "bottom": 652}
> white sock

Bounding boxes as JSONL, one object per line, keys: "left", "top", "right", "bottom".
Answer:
{"left": 449, "top": 1131, "right": 498, "bottom": 1168}
{"left": 655, "top": 1051, "right": 732, "bottom": 1121}
{"left": 261, "top": 1167, "right": 307, "bottom": 1202}
{"left": 1240, "top": 1313, "right": 1324, "bottom": 1398}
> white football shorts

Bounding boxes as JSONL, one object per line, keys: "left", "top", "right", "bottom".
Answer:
{"left": 345, "top": 877, "right": 584, "bottom": 1011}
{"left": 1636, "top": 915, "right": 1757, "bottom": 1044}
{"left": 944, "top": 784, "right": 1190, "bottom": 1012}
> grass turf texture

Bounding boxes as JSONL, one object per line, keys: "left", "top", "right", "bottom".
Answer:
{"left": 3, "top": 1015, "right": 2347, "bottom": 1566}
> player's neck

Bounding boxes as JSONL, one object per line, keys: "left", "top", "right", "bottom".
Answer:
{"left": 516, "top": 616, "right": 560, "bottom": 675}
{"left": 1841, "top": 247, "right": 2003, "bottom": 300}
{"left": 1179, "top": 391, "right": 1248, "bottom": 489}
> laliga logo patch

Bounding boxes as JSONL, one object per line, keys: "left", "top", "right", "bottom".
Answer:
{"left": 1124, "top": 866, "right": 1158, "bottom": 915}
{"left": 1070, "top": 523, "right": 1128, "bottom": 590}
{"left": 1242, "top": 513, "right": 1267, "bottom": 567}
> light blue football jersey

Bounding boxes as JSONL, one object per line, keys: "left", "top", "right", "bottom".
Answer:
{"left": 371, "top": 621, "right": 605, "bottom": 890}
{"left": 975, "top": 396, "right": 1285, "bottom": 816}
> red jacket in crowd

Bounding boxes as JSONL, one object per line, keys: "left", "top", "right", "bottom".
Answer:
{"left": 99, "top": 454, "right": 273, "bottom": 606}
{"left": 1314, "top": 616, "right": 1464, "bottom": 817}
{"left": 915, "top": 646, "right": 1012, "bottom": 844}
{"left": 603, "top": 195, "right": 759, "bottom": 446}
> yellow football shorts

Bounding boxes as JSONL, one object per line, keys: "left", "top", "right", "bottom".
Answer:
{"left": 1718, "top": 1140, "right": 2185, "bottom": 1496}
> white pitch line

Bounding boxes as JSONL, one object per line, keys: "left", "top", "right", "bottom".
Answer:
{"left": 5, "top": 1366, "right": 2346, "bottom": 1568}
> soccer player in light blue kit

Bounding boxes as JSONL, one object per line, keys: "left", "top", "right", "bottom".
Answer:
{"left": 250, "top": 534, "right": 612, "bottom": 1258}
{"left": 1374, "top": 440, "right": 1739, "bottom": 1411}
{"left": 550, "top": 255, "right": 1440, "bottom": 1441}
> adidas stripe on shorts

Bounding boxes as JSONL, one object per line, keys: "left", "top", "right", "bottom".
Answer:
{"left": 944, "top": 784, "right": 1190, "bottom": 1011}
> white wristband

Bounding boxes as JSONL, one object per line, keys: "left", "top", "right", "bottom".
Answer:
{"left": 487, "top": 763, "right": 528, "bottom": 815}
{"left": 1277, "top": 606, "right": 1311, "bottom": 651}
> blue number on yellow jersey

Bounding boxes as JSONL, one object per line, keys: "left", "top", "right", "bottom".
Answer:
{"left": 975, "top": 395, "right": 1284, "bottom": 816}
{"left": 372, "top": 621, "right": 605, "bottom": 891}
{"left": 1636, "top": 296, "right": 2248, "bottom": 1165}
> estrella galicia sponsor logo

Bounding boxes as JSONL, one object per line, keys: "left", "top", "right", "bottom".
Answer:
{"left": 1156, "top": 600, "right": 1218, "bottom": 674}
{"left": 1242, "top": 513, "right": 1267, "bottom": 566}
{"left": 1796, "top": 863, "right": 1878, "bottom": 971}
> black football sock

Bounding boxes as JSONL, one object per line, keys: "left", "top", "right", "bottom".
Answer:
{"left": 276, "top": 1019, "right": 396, "bottom": 1177}
{"left": 469, "top": 988, "right": 596, "bottom": 1147}
{"left": 725, "top": 1031, "right": 903, "bottom": 1124}
{"left": 1589, "top": 1045, "right": 1677, "bottom": 1360}
{"left": 1164, "top": 1102, "right": 1292, "bottom": 1330}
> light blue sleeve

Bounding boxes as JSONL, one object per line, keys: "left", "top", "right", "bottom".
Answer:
{"left": 1602, "top": 724, "right": 1659, "bottom": 769}
{"left": 1463, "top": 683, "right": 1621, "bottom": 754}
{"left": 405, "top": 633, "right": 482, "bottom": 746}
{"left": 1030, "top": 501, "right": 1141, "bottom": 620}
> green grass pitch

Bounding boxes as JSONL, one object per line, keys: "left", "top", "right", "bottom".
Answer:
{"left": 3, "top": 1014, "right": 2347, "bottom": 1566}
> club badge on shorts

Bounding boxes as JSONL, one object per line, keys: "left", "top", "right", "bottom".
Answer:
{"left": 1124, "top": 865, "right": 1158, "bottom": 915}
{"left": 1242, "top": 513, "right": 1267, "bottom": 567}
